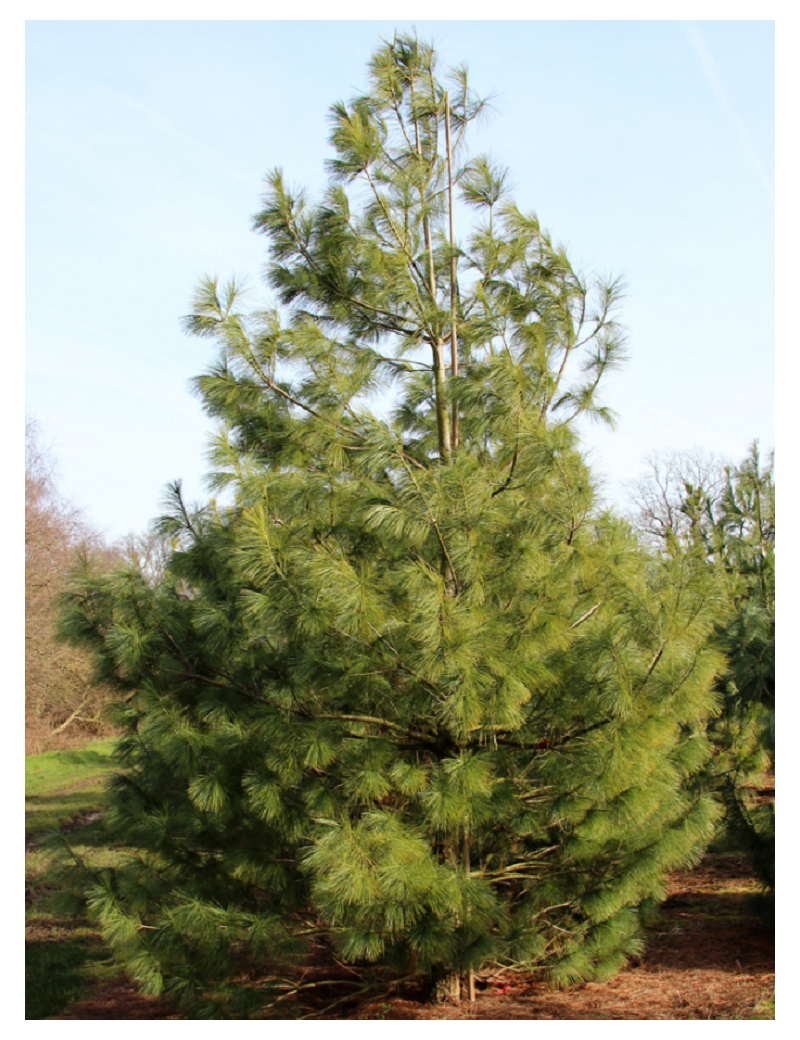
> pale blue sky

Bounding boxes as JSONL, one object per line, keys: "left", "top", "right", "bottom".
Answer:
{"left": 26, "top": 19, "right": 775, "bottom": 541}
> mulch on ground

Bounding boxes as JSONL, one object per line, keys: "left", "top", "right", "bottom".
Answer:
{"left": 45, "top": 850, "right": 773, "bottom": 1020}
{"left": 49, "top": 978, "right": 181, "bottom": 1021}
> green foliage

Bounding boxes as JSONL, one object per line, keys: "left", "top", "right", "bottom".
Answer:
{"left": 709, "top": 445, "right": 774, "bottom": 716}
{"left": 629, "top": 444, "right": 775, "bottom": 902}
{"left": 704, "top": 446, "right": 774, "bottom": 901}
{"left": 57, "top": 33, "right": 727, "bottom": 1015}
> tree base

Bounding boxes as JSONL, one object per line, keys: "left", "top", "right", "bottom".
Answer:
{"left": 426, "top": 971, "right": 461, "bottom": 1004}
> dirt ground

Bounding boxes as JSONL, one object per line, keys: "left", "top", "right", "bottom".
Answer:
{"left": 48, "top": 850, "right": 774, "bottom": 1021}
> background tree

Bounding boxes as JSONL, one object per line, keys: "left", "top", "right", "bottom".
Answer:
{"left": 25, "top": 417, "right": 120, "bottom": 753}
{"left": 627, "top": 443, "right": 775, "bottom": 910}
{"left": 58, "top": 35, "right": 728, "bottom": 1015}
{"left": 625, "top": 448, "right": 730, "bottom": 550}
{"left": 707, "top": 446, "right": 774, "bottom": 911}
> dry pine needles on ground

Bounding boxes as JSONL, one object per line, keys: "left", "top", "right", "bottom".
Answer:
{"left": 46, "top": 851, "right": 773, "bottom": 1020}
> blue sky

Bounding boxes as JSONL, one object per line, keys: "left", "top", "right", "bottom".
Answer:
{"left": 25, "top": 18, "right": 775, "bottom": 542}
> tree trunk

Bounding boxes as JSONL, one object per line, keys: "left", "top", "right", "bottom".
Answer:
{"left": 444, "top": 91, "right": 459, "bottom": 451}
{"left": 432, "top": 338, "right": 452, "bottom": 462}
{"left": 464, "top": 825, "right": 476, "bottom": 1002}
{"left": 427, "top": 969, "right": 461, "bottom": 1004}
{"left": 412, "top": 87, "right": 451, "bottom": 465}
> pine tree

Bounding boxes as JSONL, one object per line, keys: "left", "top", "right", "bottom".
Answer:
{"left": 705, "top": 446, "right": 775, "bottom": 909}
{"left": 58, "top": 34, "right": 727, "bottom": 1016}
{"left": 627, "top": 443, "right": 775, "bottom": 912}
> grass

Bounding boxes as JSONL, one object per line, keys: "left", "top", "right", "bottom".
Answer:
{"left": 26, "top": 921, "right": 116, "bottom": 1020}
{"left": 749, "top": 996, "right": 775, "bottom": 1020}
{"left": 26, "top": 739, "right": 118, "bottom": 794}
{"left": 729, "top": 993, "right": 776, "bottom": 1020}
{"left": 25, "top": 738, "right": 122, "bottom": 1019}
{"left": 26, "top": 738, "right": 120, "bottom": 841}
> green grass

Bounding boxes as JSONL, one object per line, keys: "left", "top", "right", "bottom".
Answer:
{"left": 26, "top": 739, "right": 124, "bottom": 1019}
{"left": 26, "top": 738, "right": 120, "bottom": 841}
{"left": 26, "top": 923, "right": 115, "bottom": 1019}
{"left": 748, "top": 996, "right": 775, "bottom": 1020}
{"left": 26, "top": 738, "right": 119, "bottom": 798}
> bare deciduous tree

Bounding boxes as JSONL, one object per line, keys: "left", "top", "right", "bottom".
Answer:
{"left": 25, "top": 417, "right": 119, "bottom": 753}
{"left": 624, "top": 447, "right": 730, "bottom": 549}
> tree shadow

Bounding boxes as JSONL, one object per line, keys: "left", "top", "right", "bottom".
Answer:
{"left": 645, "top": 890, "right": 774, "bottom": 974}
{"left": 26, "top": 934, "right": 106, "bottom": 1019}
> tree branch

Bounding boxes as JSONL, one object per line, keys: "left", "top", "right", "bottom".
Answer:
{"left": 570, "top": 603, "right": 600, "bottom": 629}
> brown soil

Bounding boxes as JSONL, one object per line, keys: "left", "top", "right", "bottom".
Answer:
{"left": 50, "top": 978, "right": 183, "bottom": 1021}
{"left": 47, "top": 851, "right": 774, "bottom": 1020}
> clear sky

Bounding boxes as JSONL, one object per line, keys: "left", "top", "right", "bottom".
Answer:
{"left": 25, "top": 17, "right": 775, "bottom": 542}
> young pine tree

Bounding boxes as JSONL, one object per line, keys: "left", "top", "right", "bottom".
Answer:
{"left": 627, "top": 443, "right": 775, "bottom": 908}
{"left": 703, "top": 446, "right": 775, "bottom": 907}
{"left": 58, "top": 35, "right": 727, "bottom": 1015}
